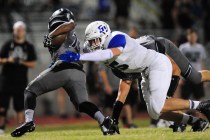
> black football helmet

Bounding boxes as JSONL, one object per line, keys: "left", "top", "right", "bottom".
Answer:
{"left": 48, "top": 8, "right": 74, "bottom": 32}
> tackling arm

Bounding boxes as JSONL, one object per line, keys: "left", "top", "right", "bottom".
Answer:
{"left": 59, "top": 47, "right": 122, "bottom": 62}
{"left": 80, "top": 48, "right": 122, "bottom": 61}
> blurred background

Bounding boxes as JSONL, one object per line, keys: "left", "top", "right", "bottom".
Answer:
{"left": 1, "top": 0, "right": 210, "bottom": 129}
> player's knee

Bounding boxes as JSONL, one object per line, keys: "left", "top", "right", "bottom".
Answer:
{"left": 24, "top": 90, "right": 37, "bottom": 102}
{"left": 147, "top": 100, "right": 162, "bottom": 120}
{"left": 148, "top": 108, "right": 161, "bottom": 120}
{"left": 24, "top": 90, "right": 37, "bottom": 110}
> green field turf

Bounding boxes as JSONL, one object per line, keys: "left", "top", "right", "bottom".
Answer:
{"left": 1, "top": 119, "right": 210, "bottom": 140}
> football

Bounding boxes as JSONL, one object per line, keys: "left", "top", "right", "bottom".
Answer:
{"left": 52, "top": 34, "right": 67, "bottom": 46}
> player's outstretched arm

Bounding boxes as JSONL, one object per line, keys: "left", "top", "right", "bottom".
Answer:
{"left": 80, "top": 48, "right": 122, "bottom": 61}
{"left": 59, "top": 48, "right": 122, "bottom": 62}
{"left": 49, "top": 21, "right": 76, "bottom": 38}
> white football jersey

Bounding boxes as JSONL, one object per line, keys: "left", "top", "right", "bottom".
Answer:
{"left": 102, "top": 31, "right": 159, "bottom": 73}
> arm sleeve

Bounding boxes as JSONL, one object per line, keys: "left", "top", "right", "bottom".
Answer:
{"left": 80, "top": 49, "right": 114, "bottom": 61}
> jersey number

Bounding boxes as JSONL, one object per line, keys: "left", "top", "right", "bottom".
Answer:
{"left": 109, "top": 61, "right": 129, "bottom": 71}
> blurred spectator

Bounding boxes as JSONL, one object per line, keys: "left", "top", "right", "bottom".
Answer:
{"left": 160, "top": 0, "right": 176, "bottom": 29}
{"left": 0, "top": 0, "right": 24, "bottom": 32}
{"left": 56, "top": 88, "right": 82, "bottom": 119}
{"left": 202, "top": 0, "right": 210, "bottom": 44}
{"left": 128, "top": 27, "right": 139, "bottom": 38}
{"left": 57, "top": 88, "right": 68, "bottom": 118}
{"left": 97, "top": 0, "right": 110, "bottom": 20}
{"left": 87, "top": 62, "right": 101, "bottom": 95}
{"left": 160, "top": 0, "right": 204, "bottom": 36}
{"left": 113, "top": 0, "right": 130, "bottom": 29}
{"left": 0, "top": 21, "right": 37, "bottom": 134}
{"left": 40, "top": 0, "right": 62, "bottom": 12}
{"left": 179, "top": 28, "right": 206, "bottom": 100}
{"left": 176, "top": 0, "right": 197, "bottom": 29}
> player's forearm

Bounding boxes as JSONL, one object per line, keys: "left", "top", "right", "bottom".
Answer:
{"left": 20, "top": 61, "right": 36, "bottom": 68}
{"left": 49, "top": 21, "right": 75, "bottom": 38}
{"left": 80, "top": 49, "right": 114, "bottom": 61}
{"left": 116, "top": 79, "right": 132, "bottom": 103}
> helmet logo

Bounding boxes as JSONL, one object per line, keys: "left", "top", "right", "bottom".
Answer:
{"left": 98, "top": 25, "right": 108, "bottom": 33}
{"left": 67, "top": 13, "right": 70, "bottom": 20}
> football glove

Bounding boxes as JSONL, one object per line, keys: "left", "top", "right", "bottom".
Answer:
{"left": 59, "top": 51, "right": 80, "bottom": 62}
{"left": 43, "top": 35, "right": 53, "bottom": 48}
{"left": 109, "top": 119, "right": 120, "bottom": 134}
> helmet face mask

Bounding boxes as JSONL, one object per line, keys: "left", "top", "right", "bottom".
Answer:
{"left": 84, "top": 21, "right": 111, "bottom": 52}
{"left": 84, "top": 38, "right": 105, "bottom": 52}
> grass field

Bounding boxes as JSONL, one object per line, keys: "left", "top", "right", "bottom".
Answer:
{"left": 1, "top": 119, "right": 210, "bottom": 140}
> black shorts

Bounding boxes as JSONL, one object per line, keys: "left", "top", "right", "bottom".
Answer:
{"left": 181, "top": 81, "right": 205, "bottom": 100}
{"left": 0, "top": 90, "right": 24, "bottom": 112}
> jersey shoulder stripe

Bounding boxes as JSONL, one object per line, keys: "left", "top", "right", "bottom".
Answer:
{"left": 108, "top": 34, "right": 126, "bottom": 49}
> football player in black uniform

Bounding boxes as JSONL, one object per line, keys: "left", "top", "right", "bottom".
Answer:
{"left": 11, "top": 8, "right": 111, "bottom": 137}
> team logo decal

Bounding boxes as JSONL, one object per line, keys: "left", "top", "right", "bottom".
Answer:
{"left": 98, "top": 25, "right": 108, "bottom": 33}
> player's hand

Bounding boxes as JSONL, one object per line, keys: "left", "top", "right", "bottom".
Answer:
{"left": 59, "top": 51, "right": 80, "bottom": 62}
{"left": 109, "top": 120, "right": 120, "bottom": 134}
{"left": 43, "top": 34, "right": 53, "bottom": 48}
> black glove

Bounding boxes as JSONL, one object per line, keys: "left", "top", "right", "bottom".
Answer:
{"left": 109, "top": 119, "right": 120, "bottom": 134}
{"left": 43, "top": 35, "right": 53, "bottom": 48}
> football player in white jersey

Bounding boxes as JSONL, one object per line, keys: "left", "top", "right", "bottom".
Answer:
{"left": 59, "top": 21, "right": 210, "bottom": 134}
